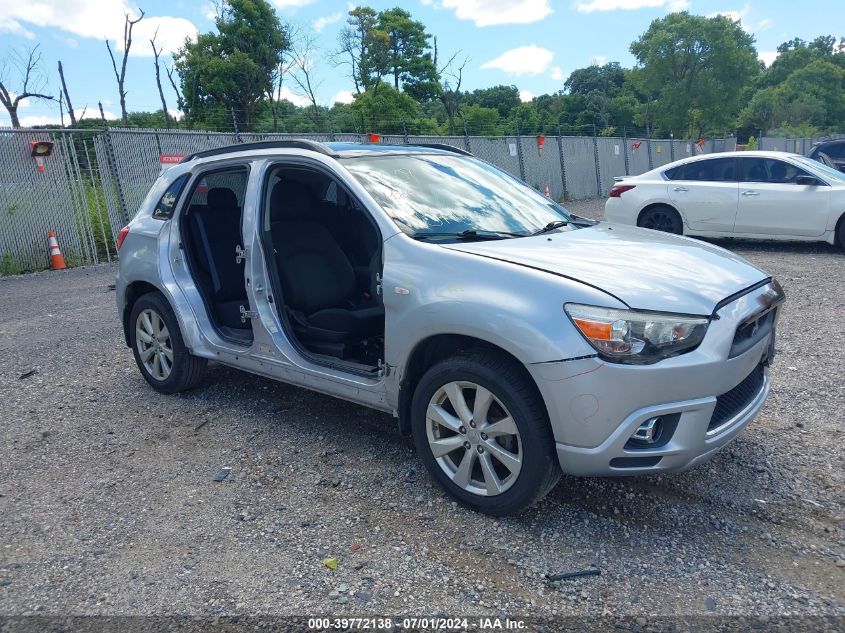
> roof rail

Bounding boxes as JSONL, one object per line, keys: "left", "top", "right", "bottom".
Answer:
{"left": 412, "top": 143, "right": 473, "bottom": 157}
{"left": 180, "top": 139, "right": 336, "bottom": 163}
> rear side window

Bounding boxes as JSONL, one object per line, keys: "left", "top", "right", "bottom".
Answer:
{"left": 187, "top": 169, "right": 249, "bottom": 208}
{"left": 152, "top": 174, "right": 188, "bottom": 220}
{"left": 821, "top": 143, "right": 845, "bottom": 159}
{"left": 740, "top": 158, "right": 812, "bottom": 184}
{"left": 670, "top": 158, "right": 737, "bottom": 182}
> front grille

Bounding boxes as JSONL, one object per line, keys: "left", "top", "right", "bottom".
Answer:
{"left": 708, "top": 365, "right": 765, "bottom": 433}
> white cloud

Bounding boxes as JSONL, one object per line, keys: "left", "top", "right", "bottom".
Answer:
{"left": 550, "top": 66, "right": 564, "bottom": 81}
{"left": 167, "top": 108, "right": 184, "bottom": 121}
{"left": 576, "top": 0, "right": 666, "bottom": 12}
{"left": 0, "top": 15, "right": 34, "bottom": 38}
{"left": 278, "top": 85, "right": 313, "bottom": 107}
{"left": 519, "top": 89, "right": 535, "bottom": 102}
{"left": 480, "top": 45, "right": 554, "bottom": 76}
{"left": 272, "top": 0, "right": 317, "bottom": 9}
{"left": 591, "top": 55, "right": 608, "bottom": 65}
{"left": 758, "top": 50, "right": 778, "bottom": 66}
{"left": 0, "top": 108, "right": 117, "bottom": 128}
{"left": 330, "top": 90, "right": 355, "bottom": 105}
{"left": 575, "top": 0, "right": 690, "bottom": 12}
{"left": 707, "top": 3, "right": 750, "bottom": 21}
{"left": 754, "top": 17, "right": 772, "bottom": 32}
{"left": 0, "top": 1, "right": 198, "bottom": 56}
{"left": 434, "top": 0, "right": 552, "bottom": 27}
{"left": 313, "top": 12, "right": 342, "bottom": 32}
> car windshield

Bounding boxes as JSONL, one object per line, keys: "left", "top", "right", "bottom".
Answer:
{"left": 795, "top": 156, "right": 845, "bottom": 181}
{"left": 342, "top": 154, "right": 572, "bottom": 239}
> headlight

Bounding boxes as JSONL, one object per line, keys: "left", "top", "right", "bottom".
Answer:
{"left": 564, "top": 303, "right": 710, "bottom": 364}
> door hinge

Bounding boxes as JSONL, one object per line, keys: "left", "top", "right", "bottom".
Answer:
{"left": 377, "top": 358, "right": 391, "bottom": 378}
{"left": 239, "top": 305, "right": 258, "bottom": 322}
{"left": 375, "top": 272, "right": 383, "bottom": 296}
{"left": 235, "top": 245, "right": 248, "bottom": 264}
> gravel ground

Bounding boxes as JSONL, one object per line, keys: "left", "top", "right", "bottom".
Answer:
{"left": 1, "top": 204, "right": 844, "bottom": 624}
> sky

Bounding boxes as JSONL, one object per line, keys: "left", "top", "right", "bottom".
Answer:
{"left": 0, "top": 0, "right": 841, "bottom": 127}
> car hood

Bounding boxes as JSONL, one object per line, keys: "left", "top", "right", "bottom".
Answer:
{"left": 443, "top": 223, "right": 768, "bottom": 315}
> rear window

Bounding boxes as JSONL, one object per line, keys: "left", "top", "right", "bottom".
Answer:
{"left": 151, "top": 174, "right": 188, "bottom": 220}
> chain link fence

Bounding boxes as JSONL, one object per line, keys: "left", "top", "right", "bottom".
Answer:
{"left": 0, "top": 126, "right": 833, "bottom": 273}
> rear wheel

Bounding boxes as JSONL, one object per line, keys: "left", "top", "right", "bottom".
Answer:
{"left": 411, "top": 350, "right": 560, "bottom": 516}
{"left": 837, "top": 215, "right": 845, "bottom": 252}
{"left": 638, "top": 205, "right": 683, "bottom": 234}
{"left": 129, "top": 292, "right": 207, "bottom": 394}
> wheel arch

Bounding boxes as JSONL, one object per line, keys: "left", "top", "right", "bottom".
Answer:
{"left": 122, "top": 280, "right": 164, "bottom": 347}
{"left": 396, "top": 334, "right": 547, "bottom": 436}
{"left": 636, "top": 202, "right": 685, "bottom": 228}
{"left": 835, "top": 211, "right": 845, "bottom": 247}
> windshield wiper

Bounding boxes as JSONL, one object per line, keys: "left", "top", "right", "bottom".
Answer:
{"left": 531, "top": 220, "right": 570, "bottom": 236}
{"left": 412, "top": 229, "right": 525, "bottom": 242}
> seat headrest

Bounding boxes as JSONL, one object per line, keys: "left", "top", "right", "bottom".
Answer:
{"left": 270, "top": 180, "right": 313, "bottom": 222}
{"left": 207, "top": 187, "right": 238, "bottom": 210}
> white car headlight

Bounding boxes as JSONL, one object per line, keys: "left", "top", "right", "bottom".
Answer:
{"left": 564, "top": 303, "right": 710, "bottom": 364}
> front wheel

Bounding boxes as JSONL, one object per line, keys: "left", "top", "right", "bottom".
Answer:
{"left": 411, "top": 351, "right": 561, "bottom": 516}
{"left": 129, "top": 292, "right": 207, "bottom": 394}
{"left": 638, "top": 205, "right": 684, "bottom": 234}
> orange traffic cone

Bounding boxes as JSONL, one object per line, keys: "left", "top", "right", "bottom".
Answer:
{"left": 48, "top": 231, "right": 67, "bottom": 270}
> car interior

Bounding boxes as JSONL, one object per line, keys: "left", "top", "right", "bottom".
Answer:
{"left": 261, "top": 166, "right": 385, "bottom": 370}
{"left": 180, "top": 167, "right": 254, "bottom": 344}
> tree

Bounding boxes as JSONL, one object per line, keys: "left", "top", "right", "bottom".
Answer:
{"left": 630, "top": 12, "right": 758, "bottom": 137}
{"left": 106, "top": 9, "right": 145, "bottom": 125}
{"left": 282, "top": 24, "right": 324, "bottom": 127}
{"left": 377, "top": 8, "right": 437, "bottom": 92}
{"left": 464, "top": 85, "right": 520, "bottom": 118}
{"left": 564, "top": 62, "right": 626, "bottom": 96}
{"left": 0, "top": 45, "right": 54, "bottom": 128}
{"left": 351, "top": 83, "right": 418, "bottom": 133}
{"left": 150, "top": 28, "right": 172, "bottom": 126}
{"left": 336, "top": 7, "right": 390, "bottom": 93}
{"left": 57, "top": 61, "right": 77, "bottom": 127}
{"left": 175, "top": 0, "right": 288, "bottom": 130}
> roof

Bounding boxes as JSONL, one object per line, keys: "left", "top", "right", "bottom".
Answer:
{"left": 180, "top": 139, "right": 471, "bottom": 163}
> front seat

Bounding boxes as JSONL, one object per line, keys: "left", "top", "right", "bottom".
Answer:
{"left": 269, "top": 179, "right": 383, "bottom": 347}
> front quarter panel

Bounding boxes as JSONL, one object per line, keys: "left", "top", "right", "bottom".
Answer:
{"left": 383, "top": 234, "right": 623, "bottom": 388}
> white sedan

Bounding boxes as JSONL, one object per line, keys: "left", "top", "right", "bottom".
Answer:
{"left": 604, "top": 151, "right": 845, "bottom": 249}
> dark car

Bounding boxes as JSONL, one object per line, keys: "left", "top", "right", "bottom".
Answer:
{"left": 807, "top": 139, "right": 845, "bottom": 173}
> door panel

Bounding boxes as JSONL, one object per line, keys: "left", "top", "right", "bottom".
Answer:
{"left": 736, "top": 158, "right": 831, "bottom": 236}
{"left": 667, "top": 157, "right": 739, "bottom": 232}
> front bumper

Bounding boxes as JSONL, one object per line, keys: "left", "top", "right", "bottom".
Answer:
{"left": 529, "top": 281, "right": 781, "bottom": 476}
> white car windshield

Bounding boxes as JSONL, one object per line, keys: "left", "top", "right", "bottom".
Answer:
{"left": 794, "top": 156, "right": 845, "bottom": 181}
{"left": 343, "top": 154, "right": 572, "bottom": 238}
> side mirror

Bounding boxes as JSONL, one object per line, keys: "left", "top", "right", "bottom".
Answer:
{"left": 795, "top": 175, "right": 821, "bottom": 186}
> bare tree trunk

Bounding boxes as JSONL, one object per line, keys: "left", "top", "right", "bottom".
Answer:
{"left": 0, "top": 45, "right": 54, "bottom": 128}
{"left": 106, "top": 9, "right": 145, "bottom": 125}
{"left": 57, "top": 61, "right": 77, "bottom": 126}
{"left": 150, "top": 29, "right": 171, "bottom": 126}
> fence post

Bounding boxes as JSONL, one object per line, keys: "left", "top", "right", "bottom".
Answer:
{"left": 556, "top": 124, "right": 567, "bottom": 200}
{"left": 592, "top": 125, "right": 601, "bottom": 197}
{"left": 83, "top": 140, "right": 113, "bottom": 263}
{"left": 516, "top": 122, "right": 526, "bottom": 181}
{"left": 463, "top": 120, "right": 471, "bottom": 154}
{"left": 622, "top": 126, "right": 630, "bottom": 176}
{"left": 669, "top": 133, "right": 675, "bottom": 162}
{"left": 99, "top": 101, "right": 129, "bottom": 224}
{"left": 402, "top": 120, "right": 409, "bottom": 145}
{"left": 230, "top": 106, "right": 241, "bottom": 143}
{"left": 646, "top": 136, "right": 654, "bottom": 171}
{"left": 758, "top": 130, "right": 763, "bottom": 151}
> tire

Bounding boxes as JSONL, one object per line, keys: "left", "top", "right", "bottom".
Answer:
{"left": 837, "top": 216, "right": 845, "bottom": 252}
{"left": 410, "top": 350, "right": 561, "bottom": 516}
{"left": 129, "top": 292, "right": 207, "bottom": 394}
{"left": 638, "top": 205, "right": 684, "bottom": 235}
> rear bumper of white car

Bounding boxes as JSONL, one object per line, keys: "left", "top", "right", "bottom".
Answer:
{"left": 528, "top": 281, "right": 781, "bottom": 476}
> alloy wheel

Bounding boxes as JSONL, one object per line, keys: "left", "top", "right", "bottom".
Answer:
{"left": 135, "top": 308, "right": 173, "bottom": 381}
{"left": 425, "top": 381, "right": 523, "bottom": 496}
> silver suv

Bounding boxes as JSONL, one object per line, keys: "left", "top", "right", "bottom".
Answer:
{"left": 116, "top": 140, "right": 784, "bottom": 515}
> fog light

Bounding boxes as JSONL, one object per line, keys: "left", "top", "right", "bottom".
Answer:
{"left": 631, "top": 417, "right": 663, "bottom": 444}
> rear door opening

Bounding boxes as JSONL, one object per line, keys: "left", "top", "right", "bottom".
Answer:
{"left": 179, "top": 165, "right": 254, "bottom": 345}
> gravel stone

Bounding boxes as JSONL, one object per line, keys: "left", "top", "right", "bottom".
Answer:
{"left": 1, "top": 210, "right": 844, "bottom": 617}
